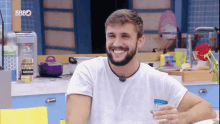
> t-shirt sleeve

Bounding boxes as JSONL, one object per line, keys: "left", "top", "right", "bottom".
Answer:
{"left": 164, "top": 76, "right": 188, "bottom": 108}
{"left": 65, "top": 62, "right": 93, "bottom": 103}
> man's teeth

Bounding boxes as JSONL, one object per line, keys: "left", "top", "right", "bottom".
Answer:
{"left": 113, "top": 50, "right": 125, "bottom": 53}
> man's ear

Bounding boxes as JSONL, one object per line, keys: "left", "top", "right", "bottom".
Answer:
{"left": 138, "top": 35, "right": 145, "bottom": 48}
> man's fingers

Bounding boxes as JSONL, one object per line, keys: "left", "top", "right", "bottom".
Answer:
{"left": 158, "top": 119, "right": 167, "bottom": 124}
{"left": 167, "top": 120, "right": 180, "bottom": 124}
{"left": 157, "top": 104, "right": 175, "bottom": 111}
{"left": 155, "top": 113, "right": 178, "bottom": 120}
{"left": 153, "top": 105, "right": 180, "bottom": 124}
{"left": 158, "top": 119, "right": 168, "bottom": 124}
{"left": 158, "top": 120, "right": 179, "bottom": 124}
{"left": 158, "top": 119, "right": 179, "bottom": 124}
{"left": 154, "top": 108, "right": 178, "bottom": 116}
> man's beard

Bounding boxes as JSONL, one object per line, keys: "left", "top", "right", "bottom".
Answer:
{"left": 107, "top": 41, "right": 138, "bottom": 66}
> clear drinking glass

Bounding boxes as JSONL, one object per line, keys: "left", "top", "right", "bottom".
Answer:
{"left": 153, "top": 99, "right": 168, "bottom": 121}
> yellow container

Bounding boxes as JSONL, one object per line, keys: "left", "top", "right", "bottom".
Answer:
{"left": 160, "top": 53, "right": 169, "bottom": 66}
{"left": 60, "top": 120, "right": 66, "bottom": 124}
{"left": 175, "top": 48, "right": 187, "bottom": 67}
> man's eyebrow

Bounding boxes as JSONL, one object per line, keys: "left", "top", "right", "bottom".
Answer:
{"left": 107, "top": 32, "right": 115, "bottom": 35}
{"left": 121, "top": 33, "right": 130, "bottom": 36}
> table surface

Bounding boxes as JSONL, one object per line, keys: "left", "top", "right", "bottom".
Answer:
{"left": 9, "top": 63, "right": 220, "bottom": 122}
{"left": 11, "top": 64, "right": 218, "bottom": 96}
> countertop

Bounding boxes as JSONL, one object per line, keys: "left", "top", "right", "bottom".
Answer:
{"left": 10, "top": 62, "right": 219, "bottom": 121}
{"left": 12, "top": 74, "right": 71, "bottom": 97}
{"left": 11, "top": 74, "right": 219, "bottom": 119}
{"left": 11, "top": 63, "right": 218, "bottom": 97}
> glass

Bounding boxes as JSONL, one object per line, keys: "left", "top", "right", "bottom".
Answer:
{"left": 0, "top": 9, "right": 4, "bottom": 70}
{"left": 209, "top": 32, "right": 217, "bottom": 51}
{"left": 152, "top": 99, "right": 168, "bottom": 121}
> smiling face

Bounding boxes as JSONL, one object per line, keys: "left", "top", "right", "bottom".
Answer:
{"left": 106, "top": 23, "right": 140, "bottom": 66}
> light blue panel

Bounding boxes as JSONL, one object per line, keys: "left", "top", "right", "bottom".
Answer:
{"left": 3, "top": 16, "right": 6, "bottom": 22}
{"left": 4, "top": 24, "right": 7, "bottom": 31}
{"left": 6, "top": 16, "right": 11, "bottom": 23}
{"left": 6, "top": 9, "right": 11, "bottom": 17}
{"left": 1, "top": 8, "right": 6, "bottom": 15}
{"left": 4, "top": 24, "right": 11, "bottom": 31}
{"left": 185, "top": 84, "right": 219, "bottom": 109}
{"left": 12, "top": 93, "right": 66, "bottom": 124}
{"left": 0, "top": 1, "right": 6, "bottom": 8}
{"left": 6, "top": 23, "right": 11, "bottom": 31}
{"left": 213, "top": 108, "right": 219, "bottom": 110}
{"left": 7, "top": 1, "right": 11, "bottom": 8}
{"left": 11, "top": 70, "right": 16, "bottom": 81}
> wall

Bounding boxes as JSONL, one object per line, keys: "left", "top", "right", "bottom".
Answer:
{"left": 41, "top": 0, "right": 76, "bottom": 55}
{"left": 3, "top": 0, "right": 219, "bottom": 54}
{"left": 21, "top": 0, "right": 34, "bottom": 31}
{"left": 2, "top": 0, "right": 92, "bottom": 55}
{"left": 0, "top": 0, "right": 35, "bottom": 31}
{"left": 130, "top": 0, "right": 175, "bottom": 52}
{"left": 0, "top": 0, "right": 12, "bottom": 32}
{"left": 187, "top": 0, "right": 219, "bottom": 46}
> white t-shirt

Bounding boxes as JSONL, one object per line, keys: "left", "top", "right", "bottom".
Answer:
{"left": 66, "top": 57, "right": 187, "bottom": 124}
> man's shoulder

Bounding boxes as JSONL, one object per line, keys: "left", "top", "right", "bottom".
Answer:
{"left": 140, "top": 63, "right": 168, "bottom": 78}
{"left": 80, "top": 56, "right": 107, "bottom": 69}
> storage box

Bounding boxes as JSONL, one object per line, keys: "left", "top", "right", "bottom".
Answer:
{"left": 167, "top": 70, "right": 216, "bottom": 82}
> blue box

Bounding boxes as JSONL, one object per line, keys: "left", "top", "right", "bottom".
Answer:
{"left": 165, "top": 56, "right": 174, "bottom": 67}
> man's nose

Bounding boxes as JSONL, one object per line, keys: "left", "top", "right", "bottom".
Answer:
{"left": 113, "top": 37, "right": 123, "bottom": 46}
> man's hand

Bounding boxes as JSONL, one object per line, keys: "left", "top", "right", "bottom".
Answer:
{"left": 150, "top": 105, "right": 187, "bottom": 124}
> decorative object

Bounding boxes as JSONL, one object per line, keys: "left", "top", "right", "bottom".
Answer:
{"left": 195, "top": 44, "right": 219, "bottom": 84}
{"left": 195, "top": 43, "right": 210, "bottom": 61}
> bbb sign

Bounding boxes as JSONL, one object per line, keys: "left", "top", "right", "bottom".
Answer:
{"left": 15, "top": 10, "right": 32, "bottom": 16}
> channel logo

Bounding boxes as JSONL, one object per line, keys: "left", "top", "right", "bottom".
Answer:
{"left": 15, "top": 10, "right": 32, "bottom": 16}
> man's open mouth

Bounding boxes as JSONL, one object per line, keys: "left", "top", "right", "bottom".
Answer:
{"left": 113, "top": 50, "right": 125, "bottom": 53}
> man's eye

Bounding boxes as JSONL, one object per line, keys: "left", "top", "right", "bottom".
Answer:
{"left": 108, "top": 35, "right": 115, "bottom": 38}
{"left": 122, "top": 35, "right": 129, "bottom": 38}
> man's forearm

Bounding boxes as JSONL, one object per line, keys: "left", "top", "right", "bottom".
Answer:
{"left": 179, "top": 101, "right": 217, "bottom": 124}
{"left": 66, "top": 110, "right": 88, "bottom": 124}
{"left": 65, "top": 94, "right": 91, "bottom": 124}
{"left": 66, "top": 116, "right": 87, "bottom": 124}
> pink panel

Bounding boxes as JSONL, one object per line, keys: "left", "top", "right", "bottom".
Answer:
{"left": 138, "top": 34, "right": 161, "bottom": 52}
{"left": 45, "top": 49, "right": 76, "bottom": 55}
{"left": 133, "top": 0, "right": 171, "bottom": 9}
{"left": 139, "top": 13, "right": 163, "bottom": 30}
{"left": 44, "top": 12, "right": 74, "bottom": 28}
{"left": 45, "top": 30, "right": 75, "bottom": 48}
{"left": 44, "top": 0, "right": 73, "bottom": 9}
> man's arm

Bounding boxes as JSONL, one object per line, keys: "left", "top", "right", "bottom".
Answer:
{"left": 66, "top": 94, "right": 92, "bottom": 124}
{"left": 178, "top": 91, "right": 217, "bottom": 123}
